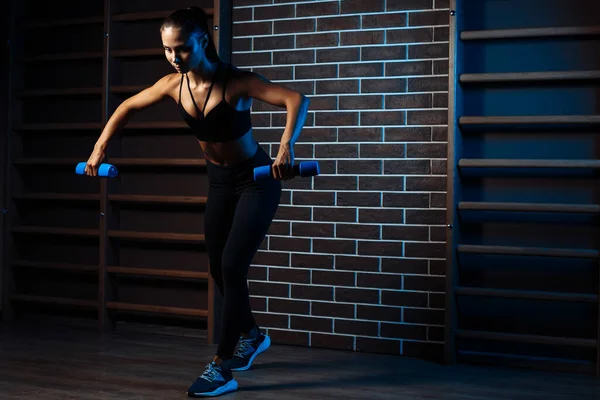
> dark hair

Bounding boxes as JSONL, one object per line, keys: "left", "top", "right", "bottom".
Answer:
{"left": 161, "top": 6, "right": 220, "bottom": 62}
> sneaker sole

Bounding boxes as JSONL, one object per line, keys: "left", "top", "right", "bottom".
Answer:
{"left": 187, "top": 378, "right": 238, "bottom": 397}
{"left": 231, "top": 335, "right": 271, "bottom": 371}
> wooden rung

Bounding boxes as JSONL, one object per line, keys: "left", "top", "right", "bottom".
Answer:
{"left": 14, "top": 122, "right": 103, "bottom": 131}
{"left": 13, "top": 157, "right": 83, "bottom": 166}
{"left": 108, "top": 194, "right": 207, "bottom": 205}
{"left": 460, "top": 70, "right": 600, "bottom": 84}
{"left": 459, "top": 159, "right": 600, "bottom": 169}
{"left": 111, "top": 49, "right": 163, "bottom": 58}
{"left": 14, "top": 193, "right": 100, "bottom": 202}
{"left": 461, "top": 26, "right": 600, "bottom": 40}
{"left": 110, "top": 157, "right": 207, "bottom": 167}
{"left": 24, "top": 52, "right": 104, "bottom": 62}
{"left": 12, "top": 226, "right": 99, "bottom": 237}
{"left": 25, "top": 16, "right": 104, "bottom": 28}
{"left": 106, "top": 301, "right": 208, "bottom": 317}
{"left": 111, "top": 85, "right": 147, "bottom": 94}
{"left": 10, "top": 294, "right": 97, "bottom": 308}
{"left": 459, "top": 115, "right": 600, "bottom": 126}
{"left": 12, "top": 260, "right": 97, "bottom": 273}
{"left": 455, "top": 286, "right": 598, "bottom": 303}
{"left": 458, "top": 244, "right": 599, "bottom": 259}
{"left": 455, "top": 329, "right": 597, "bottom": 348}
{"left": 18, "top": 87, "right": 104, "bottom": 97}
{"left": 112, "top": 8, "right": 214, "bottom": 22}
{"left": 108, "top": 230, "right": 205, "bottom": 243}
{"left": 459, "top": 201, "right": 600, "bottom": 214}
{"left": 106, "top": 266, "right": 208, "bottom": 280}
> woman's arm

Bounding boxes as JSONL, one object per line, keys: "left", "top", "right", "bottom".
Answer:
{"left": 242, "top": 72, "right": 310, "bottom": 180}
{"left": 85, "top": 74, "right": 175, "bottom": 176}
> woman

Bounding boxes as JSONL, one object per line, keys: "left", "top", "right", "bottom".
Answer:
{"left": 85, "top": 6, "right": 309, "bottom": 398}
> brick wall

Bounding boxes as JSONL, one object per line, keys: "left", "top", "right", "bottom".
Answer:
{"left": 232, "top": 0, "right": 450, "bottom": 361}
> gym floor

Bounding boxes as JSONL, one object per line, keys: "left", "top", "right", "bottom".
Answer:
{"left": 1, "top": 317, "right": 599, "bottom": 399}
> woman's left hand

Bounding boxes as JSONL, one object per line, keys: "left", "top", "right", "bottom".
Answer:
{"left": 272, "top": 143, "right": 295, "bottom": 181}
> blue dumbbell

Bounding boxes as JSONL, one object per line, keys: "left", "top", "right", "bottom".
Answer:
{"left": 75, "top": 162, "right": 119, "bottom": 178}
{"left": 254, "top": 161, "right": 320, "bottom": 181}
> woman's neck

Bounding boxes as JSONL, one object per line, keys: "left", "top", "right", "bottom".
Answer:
{"left": 188, "top": 59, "right": 220, "bottom": 88}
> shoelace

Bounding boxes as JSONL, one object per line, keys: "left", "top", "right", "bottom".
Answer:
{"left": 200, "top": 363, "right": 222, "bottom": 382}
{"left": 233, "top": 338, "right": 254, "bottom": 358}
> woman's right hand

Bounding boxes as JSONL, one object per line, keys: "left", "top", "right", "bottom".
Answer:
{"left": 84, "top": 145, "right": 106, "bottom": 176}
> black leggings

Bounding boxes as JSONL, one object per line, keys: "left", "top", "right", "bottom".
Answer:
{"left": 204, "top": 145, "right": 281, "bottom": 359}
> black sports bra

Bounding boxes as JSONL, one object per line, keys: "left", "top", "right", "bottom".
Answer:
{"left": 177, "top": 63, "right": 252, "bottom": 143}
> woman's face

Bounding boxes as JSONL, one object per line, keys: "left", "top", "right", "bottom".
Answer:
{"left": 161, "top": 26, "right": 204, "bottom": 74}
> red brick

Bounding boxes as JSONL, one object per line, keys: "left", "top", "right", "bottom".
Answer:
{"left": 313, "top": 207, "right": 357, "bottom": 222}
{"left": 291, "top": 316, "right": 333, "bottom": 332}
{"left": 249, "top": 281, "right": 289, "bottom": 297}
{"left": 431, "top": 126, "right": 448, "bottom": 141}
{"left": 233, "top": 38, "right": 252, "bottom": 52}
{"left": 430, "top": 292, "right": 445, "bottom": 308}
{"left": 335, "top": 287, "right": 379, "bottom": 304}
{"left": 407, "top": 110, "right": 448, "bottom": 125}
{"left": 268, "top": 221, "right": 290, "bottom": 235}
{"left": 297, "top": 32, "right": 339, "bottom": 48}
{"left": 405, "top": 176, "right": 446, "bottom": 192}
{"left": 358, "top": 241, "right": 403, "bottom": 257}
{"left": 386, "top": 60, "right": 433, "bottom": 76}
{"left": 252, "top": 66, "right": 293, "bottom": 80}
{"left": 292, "top": 284, "right": 333, "bottom": 301}
{"left": 387, "top": 0, "right": 434, "bottom": 11}
{"left": 384, "top": 159, "right": 430, "bottom": 174}
{"left": 407, "top": 143, "right": 447, "bottom": 158}
{"left": 433, "top": 59, "right": 448, "bottom": 74}
{"left": 269, "top": 236, "right": 311, "bottom": 252}
{"left": 387, "top": 27, "right": 433, "bottom": 44}
{"left": 361, "top": 111, "right": 406, "bottom": 126}
{"left": 382, "top": 225, "right": 429, "bottom": 241}
{"left": 293, "top": 191, "right": 334, "bottom": 206}
{"left": 339, "top": 63, "right": 384, "bottom": 78}
{"left": 233, "top": 7, "right": 252, "bottom": 22}
{"left": 405, "top": 209, "right": 446, "bottom": 225}
{"left": 405, "top": 274, "right": 445, "bottom": 293}
{"left": 435, "top": 0, "right": 449, "bottom": 7}
{"left": 274, "top": 18, "right": 316, "bottom": 34}
{"left": 406, "top": 241, "right": 446, "bottom": 259}
{"left": 335, "top": 319, "right": 378, "bottom": 336}
{"left": 409, "top": 10, "right": 449, "bottom": 26}
{"left": 297, "top": 1, "right": 339, "bottom": 17}
{"left": 268, "top": 329, "right": 309, "bottom": 346}
{"left": 430, "top": 193, "right": 446, "bottom": 208}
{"left": 341, "top": 30, "right": 385, "bottom": 46}
{"left": 381, "top": 290, "right": 429, "bottom": 307}
{"left": 292, "top": 222, "right": 334, "bottom": 238}
{"left": 431, "top": 160, "right": 447, "bottom": 175}
{"left": 383, "top": 193, "right": 429, "bottom": 208}
{"left": 312, "top": 270, "right": 355, "bottom": 286}
{"left": 313, "top": 238, "right": 357, "bottom": 254}
{"left": 384, "top": 126, "right": 431, "bottom": 141}
{"left": 296, "top": 64, "right": 338, "bottom": 79}
{"left": 297, "top": 127, "right": 337, "bottom": 142}
{"left": 269, "top": 267, "right": 311, "bottom": 284}
{"left": 358, "top": 176, "right": 404, "bottom": 191}
{"left": 274, "top": 205, "right": 311, "bottom": 221}
{"left": 381, "top": 323, "right": 427, "bottom": 340}
{"left": 233, "top": 21, "right": 272, "bottom": 37}
{"left": 273, "top": 50, "right": 315, "bottom": 65}
{"left": 248, "top": 265, "right": 268, "bottom": 280}
{"left": 336, "top": 224, "right": 380, "bottom": 240}
{"left": 428, "top": 326, "right": 445, "bottom": 341}
{"left": 335, "top": 255, "right": 379, "bottom": 272}
{"left": 408, "top": 43, "right": 449, "bottom": 59}
{"left": 433, "top": 92, "right": 448, "bottom": 108}
{"left": 254, "top": 35, "right": 294, "bottom": 51}
{"left": 311, "top": 333, "right": 354, "bottom": 351}
{"left": 341, "top": 0, "right": 385, "bottom": 14}
{"left": 232, "top": 52, "right": 272, "bottom": 67}
{"left": 357, "top": 305, "right": 402, "bottom": 322}
{"left": 381, "top": 257, "right": 428, "bottom": 274}
{"left": 291, "top": 253, "right": 334, "bottom": 270}
{"left": 404, "top": 308, "right": 444, "bottom": 325}
{"left": 316, "top": 79, "right": 359, "bottom": 94}
{"left": 312, "top": 302, "right": 355, "bottom": 318}
{"left": 252, "top": 250, "right": 289, "bottom": 267}
{"left": 435, "top": 26, "right": 449, "bottom": 41}
{"left": 362, "top": 78, "right": 406, "bottom": 94}
{"left": 408, "top": 76, "right": 448, "bottom": 92}
{"left": 357, "top": 273, "right": 402, "bottom": 290}
{"left": 315, "top": 176, "right": 358, "bottom": 190}
{"left": 386, "top": 93, "right": 432, "bottom": 109}
{"left": 235, "top": 0, "right": 272, "bottom": 5}
{"left": 254, "top": 312, "right": 289, "bottom": 329}
{"left": 337, "top": 192, "right": 380, "bottom": 207}
{"left": 339, "top": 94, "right": 382, "bottom": 110}
{"left": 356, "top": 337, "right": 400, "bottom": 355}
{"left": 315, "top": 143, "right": 358, "bottom": 158}
{"left": 359, "top": 209, "right": 404, "bottom": 224}
{"left": 339, "top": 127, "right": 383, "bottom": 142}
{"left": 362, "top": 12, "right": 407, "bottom": 28}
{"left": 429, "top": 259, "right": 446, "bottom": 275}
{"left": 254, "top": 4, "right": 295, "bottom": 20}
{"left": 317, "top": 16, "right": 360, "bottom": 31}
{"left": 249, "top": 296, "right": 267, "bottom": 312}
{"left": 430, "top": 225, "right": 446, "bottom": 241}
{"left": 269, "top": 298, "right": 310, "bottom": 315}
{"left": 317, "top": 47, "right": 360, "bottom": 63}
{"left": 315, "top": 111, "right": 359, "bottom": 126}
{"left": 361, "top": 45, "right": 407, "bottom": 61}
{"left": 338, "top": 160, "right": 382, "bottom": 175}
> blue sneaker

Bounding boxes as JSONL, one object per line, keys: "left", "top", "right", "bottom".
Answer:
{"left": 230, "top": 332, "right": 271, "bottom": 371}
{"left": 187, "top": 362, "right": 238, "bottom": 397}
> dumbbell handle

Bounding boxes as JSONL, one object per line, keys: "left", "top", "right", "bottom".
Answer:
{"left": 75, "top": 162, "right": 118, "bottom": 178}
{"left": 254, "top": 161, "right": 320, "bottom": 181}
